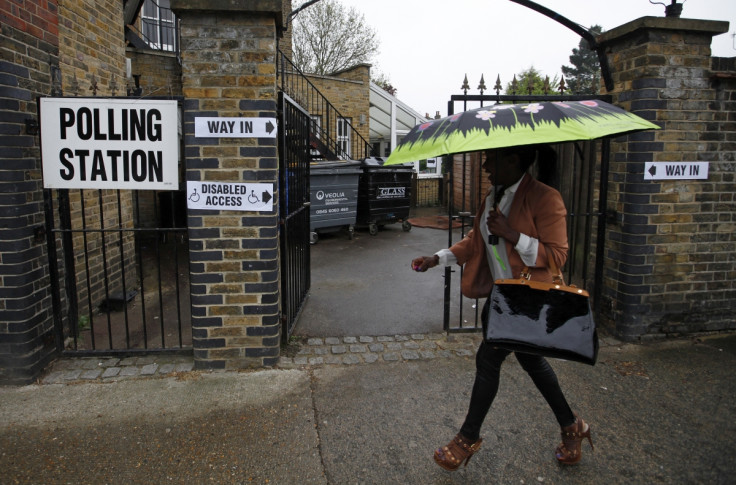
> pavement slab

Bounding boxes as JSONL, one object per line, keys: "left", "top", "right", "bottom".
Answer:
{"left": 1, "top": 334, "right": 735, "bottom": 484}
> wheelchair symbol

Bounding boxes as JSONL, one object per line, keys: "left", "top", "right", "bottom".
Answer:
{"left": 248, "top": 190, "right": 260, "bottom": 204}
{"left": 188, "top": 188, "right": 200, "bottom": 203}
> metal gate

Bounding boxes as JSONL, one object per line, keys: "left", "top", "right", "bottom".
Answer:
{"left": 278, "top": 92, "right": 311, "bottom": 342}
{"left": 45, "top": 187, "right": 192, "bottom": 355}
{"left": 41, "top": 94, "right": 191, "bottom": 356}
{"left": 443, "top": 93, "right": 611, "bottom": 332}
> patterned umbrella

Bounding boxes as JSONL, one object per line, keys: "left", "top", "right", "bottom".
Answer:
{"left": 383, "top": 99, "right": 659, "bottom": 165}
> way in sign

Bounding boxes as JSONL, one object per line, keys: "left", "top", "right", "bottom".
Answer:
{"left": 666, "top": 164, "right": 700, "bottom": 176}
{"left": 644, "top": 162, "right": 709, "bottom": 180}
{"left": 207, "top": 120, "right": 254, "bottom": 134}
{"left": 194, "top": 117, "right": 277, "bottom": 138}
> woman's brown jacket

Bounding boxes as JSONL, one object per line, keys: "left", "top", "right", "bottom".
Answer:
{"left": 449, "top": 174, "right": 569, "bottom": 299}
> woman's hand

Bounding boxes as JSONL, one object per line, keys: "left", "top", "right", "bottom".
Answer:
{"left": 487, "top": 208, "right": 520, "bottom": 246}
{"left": 411, "top": 255, "right": 439, "bottom": 272}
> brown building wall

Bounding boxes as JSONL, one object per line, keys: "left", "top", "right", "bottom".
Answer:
{"left": 57, "top": 0, "right": 127, "bottom": 95}
{"left": 305, "top": 64, "right": 371, "bottom": 157}
{"left": 127, "top": 48, "right": 183, "bottom": 97}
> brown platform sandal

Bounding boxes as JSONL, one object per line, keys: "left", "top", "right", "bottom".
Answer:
{"left": 555, "top": 416, "right": 594, "bottom": 465}
{"left": 433, "top": 433, "right": 483, "bottom": 471}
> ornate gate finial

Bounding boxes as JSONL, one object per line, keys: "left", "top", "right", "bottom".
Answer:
{"left": 461, "top": 74, "right": 470, "bottom": 95}
{"left": 510, "top": 75, "right": 519, "bottom": 95}
{"left": 90, "top": 74, "right": 99, "bottom": 96}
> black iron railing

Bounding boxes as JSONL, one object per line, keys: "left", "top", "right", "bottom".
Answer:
{"left": 278, "top": 92, "right": 312, "bottom": 342}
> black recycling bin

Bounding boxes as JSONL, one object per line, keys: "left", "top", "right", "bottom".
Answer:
{"left": 309, "top": 160, "right": 361, "bottom": 244}
{"left": 357, "top": 157, "right": 413, "bottom": 236}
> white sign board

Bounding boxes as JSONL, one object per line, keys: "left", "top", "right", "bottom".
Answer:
{"left": 186, "top": 181, "right": 273, "bottom": 212}
{"left": 644, "top": 162, "right": 709, "bottom": 180}
{"left": 40, "top": 98, "right": 179, "bottom": 190}
{"left": 194, "top": 117, "right": 277, "bottom": 138}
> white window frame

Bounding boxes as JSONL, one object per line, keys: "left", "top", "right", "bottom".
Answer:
{"left": 310, "top": 115, "right": 322, "bottom": 158}
{"left": 141, "top": 0, "right": 176, "bottom": 52}
{"left": 336, "top": 117, "right": 352, "bottom": 159}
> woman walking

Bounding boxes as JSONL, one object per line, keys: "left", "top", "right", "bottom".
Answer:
{"left": 412, "top": 144, "right": 593, "bottom": 470}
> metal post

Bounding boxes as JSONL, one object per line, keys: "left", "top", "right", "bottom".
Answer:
{"left": 594, "top": 138, "right": 611, "bottom": 314}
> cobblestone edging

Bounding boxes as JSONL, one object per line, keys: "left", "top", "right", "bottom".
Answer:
{"left": 38, "top": 334, "right": 483, "bottom": 384}
{"left": 40, "top": 355, "right": 196, "bottom": 385}
{"left": 37, "top": 333, "right": 622, "bottom": 385}
{"left": 278, "top": 333, "right": 481, "bottom": 368}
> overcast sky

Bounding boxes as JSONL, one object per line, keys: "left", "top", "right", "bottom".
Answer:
{"left": 331, "top": 0, "right": 736, "bottom": 118}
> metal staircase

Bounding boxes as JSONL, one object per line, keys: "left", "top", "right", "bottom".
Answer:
{"left": 277, "top": 50, "right": 374, "bottom": 161}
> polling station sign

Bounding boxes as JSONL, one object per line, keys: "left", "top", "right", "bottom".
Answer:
{"left": 39, "top": 97, "right": 179, "bottom": 190}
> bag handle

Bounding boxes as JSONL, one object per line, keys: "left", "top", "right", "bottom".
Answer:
{"left": 519, "top": 260, "right": 565, "bottom": 286}
{"left": 547, "top": 260, "right": 565, "bottom": 286}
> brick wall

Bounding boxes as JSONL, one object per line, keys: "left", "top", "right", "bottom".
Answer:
{"left": 55, "top": 0, "right": 138, "bottom": 332}
{"left": 127, "top": 48, "right": 182, "bottom": 97}
{"left": 172, "top": 0, "right": 282, "bottom": 369}
{"left": 598, "top": 17, "right": 735, "bottom": 339}
{"left": 279, "top": 0, "right": 292, "bottom": 59}
{"left": 415, "top": 177, "right": 442, "bottom": 207}
{"left": 0, "top": 0, "right": 60, "bottom": 383}
{"left": 57, "top": 0, "right": 126, "bottom": 95}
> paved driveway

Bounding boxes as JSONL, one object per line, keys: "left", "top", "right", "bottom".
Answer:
{"left": 295, "top": 222, "right": 458, "bottom": 337}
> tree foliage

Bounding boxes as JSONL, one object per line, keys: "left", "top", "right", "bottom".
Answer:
{"left": 561, "top": 25, "right": 603, "bottom": 94}
{"left": 372, "top": 72, "right": 397, "bottom": 96}
{"left": 291, "top": 0, "right": 380, "bottom": 75}
{"left": 504, "top": 67, "right": 560, "bottom": 95}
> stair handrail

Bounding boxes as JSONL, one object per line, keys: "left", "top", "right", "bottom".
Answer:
{"left": 277, "top": 49, "right": 374, "bottom": 161}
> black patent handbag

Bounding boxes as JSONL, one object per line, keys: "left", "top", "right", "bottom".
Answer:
{"left": 484, "top": 266, "right": 598, "bottom": 365}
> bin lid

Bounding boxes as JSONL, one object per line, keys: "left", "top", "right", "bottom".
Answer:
{"left": 361, "top": 157, "right": 413, "bottom": 170}
{"left": 310, "top": 160, "right": 362, "bottom": 173}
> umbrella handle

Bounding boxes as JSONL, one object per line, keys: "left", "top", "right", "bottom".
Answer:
{"left": 488, "top": 187, "right": 505, "bottom": 246}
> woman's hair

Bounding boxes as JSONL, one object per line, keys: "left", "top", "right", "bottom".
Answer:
{"left": 494, "top": 144, "right": 557, "bottom": 186}
{"left": 534, "top": 144, "right": 557, "bottom": 187}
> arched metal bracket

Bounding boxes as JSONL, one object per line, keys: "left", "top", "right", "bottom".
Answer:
{"left": 509, "top": 0, "right": 614, "bottom": 92}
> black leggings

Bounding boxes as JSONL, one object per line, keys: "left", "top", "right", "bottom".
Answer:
{"left": 459, "top": 302, "right": 576, "bottom": 441}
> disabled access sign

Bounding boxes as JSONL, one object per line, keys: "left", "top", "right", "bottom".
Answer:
{"left": 186, "top": 181, "right": 273, "bottom": 212}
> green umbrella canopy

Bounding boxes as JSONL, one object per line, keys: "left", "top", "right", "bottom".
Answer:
{"left": 383, "top": 100, "right": 660, "bottom": 166}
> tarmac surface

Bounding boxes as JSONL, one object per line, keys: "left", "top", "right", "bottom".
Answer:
{"left": 2, "top": 221, "right": 736, "bottom": 484}
{"left": 296, "top": 222, "right": 455, "bottom": 337}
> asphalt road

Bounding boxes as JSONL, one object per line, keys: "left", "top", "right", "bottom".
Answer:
{"left": 297, "top": 223, "right": 459, "bottom": 337}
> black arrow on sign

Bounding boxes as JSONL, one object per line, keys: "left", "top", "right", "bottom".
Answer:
{"left": 265, "top": 121, "right": 275, "bottom": 134}
{"left": 648, "top": 165, "right": 657, "bottom": 177}
{"left": 262, "top": 191, "right": 272, "bottom": 204}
